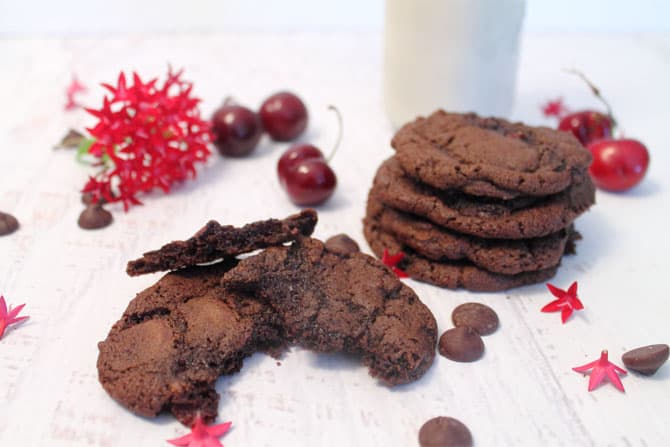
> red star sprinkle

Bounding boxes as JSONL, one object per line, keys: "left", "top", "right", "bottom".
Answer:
{"left": 541, "top": 98, "right": 568, "bottom": 118}
{"left": 541, "top": 281, "right": 584, "bottom": 323}
{"left": 0, "top": 295, "right": 29, "bottom": 340}
{"left": 65, "top": 75, "right": 87, "bottom": 111}
{"left": 381, "top": 249, "right": 409, "bottom": 278}
{"left": 573, "top": 350, "right": 627, "bottom": 392}
{"left": 167, "top": 416, "right": 232, "bottom": 447}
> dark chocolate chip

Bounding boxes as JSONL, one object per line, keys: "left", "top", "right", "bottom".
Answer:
{"left": 622, "top": 344, "right": 669, "bottom": 376}
{"left": 78, "top": 204, "right": 113, "bottom": 230}
{"left": 324, "top": 233, "right": 360, "bottom": 255}
{"left": 452, "top": 302, "right": 499, "bottom": 335}
{"left": 419, "top": 416, "right": 473, "bottom": 447}
{"left": 0, "top": 212, "right": 19, "bottom": 236}
{"left": 438, "top": 327, "right": 484, "bottom": 362}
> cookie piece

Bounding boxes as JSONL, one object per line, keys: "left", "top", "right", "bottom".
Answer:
{"left": 97, "top": 262, "right": 286, "bottom": 425}
{"left": 368, "top": 198, "right": 576, "bottom": 275}
{"left": 222, "top": 237, "right": 438, "bottom": 385}
{"left": 372, "top": 157, "right": 594, "bottom": 239}
{"left": 126, "top": 209, "right": 317, "bottom": 276}
{"left": 364, "top": 214, "right": 559, "bottom": 291}
{"left": 393, "top": 110, "right": 591, "bottom": 199}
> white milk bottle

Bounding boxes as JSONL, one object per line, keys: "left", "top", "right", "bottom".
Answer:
{"left": 383, "top": 0, "right": 526, "bottom": 128}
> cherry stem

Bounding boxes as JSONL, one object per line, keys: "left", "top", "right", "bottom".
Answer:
{"left": 325, "top": 105, "right": 343, "bottom": 163}
{"left": 564, "top": 69, "right": 617, "bottom": 127}
{"left": 222, "top": 96, "right": 236, "bottom": 106}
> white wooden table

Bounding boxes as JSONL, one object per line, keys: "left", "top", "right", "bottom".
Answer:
{"left": 1, "top": 32, "right": 669, "bottom": 446}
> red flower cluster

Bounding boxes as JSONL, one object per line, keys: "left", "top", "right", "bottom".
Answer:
{"left": 83, "top": 68, "right": 212, "bottom": 210}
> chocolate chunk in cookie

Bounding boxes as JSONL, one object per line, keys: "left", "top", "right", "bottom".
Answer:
{"left": 126, "top": 209, "right": 317, "bottom": 276}
{"left": 97, "top": 262, "right": 286, "bottom": 425}
{"left": 393, "top": 110, "right": 591, "bottom": 199}
{"left": 368, "top": 198, "right": 578, "bottom": 275}
{"left": 222, "top": 237, "right": 438, "bottom": 385}
{"left": 364, "top": 213, "right": 559, "bottom": 291}
{"left": 372, "top": 157, "right": 594, "bottom": 240}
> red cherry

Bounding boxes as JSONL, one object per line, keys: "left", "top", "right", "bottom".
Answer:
{"left": 259, "top": 92, "right": 308, "bottom": 141}
{"left": 587, "top": 138, "right": 649, "bottom": 192}
{"left": 277, "top": 144, "right": 324, "bottom": 188}
{"left": 277, "top": 106, "right": 342, "bottom": 206}
{"left": 558, "top": 111, "right": 613, "bottom": 146}
{"left": 284, "top": 159, "right": 337, "bottom": 206}
{"left": 211, "top": 104, "right": 262, "bottom": 157}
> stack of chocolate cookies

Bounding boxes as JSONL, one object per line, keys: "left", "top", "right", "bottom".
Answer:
{"left": 364, "top": 110, "right": 596, "bottom": 292}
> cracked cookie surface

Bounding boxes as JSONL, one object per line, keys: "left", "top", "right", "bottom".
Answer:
{"left": 392, "top": 110, "right": 592, "bottom": 199}
{"left": 97, "top": 261, "right": 286, "bottom": 425}
{"left": 222, "top": 237, "right": 438, "bottom": 386}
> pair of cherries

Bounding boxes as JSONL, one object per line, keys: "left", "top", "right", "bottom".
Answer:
{"left": 550, "top": 72, "right": 649, "bottom": 192}
{"left": 211, "top": 91, "right": 308, "bottom": 157}
{"left": 211, "top": 92, "right": 337, "bottom": 206}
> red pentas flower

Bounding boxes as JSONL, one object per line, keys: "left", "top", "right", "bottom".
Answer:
{"left": 382, "top": 249, "right": 409, "bottom": 278}
{"left": 573, "top": 350, "right": 627, "bottom": 392}
{"left": 82, "top": 68, "right": 212, "bottom": 210}
{"left": 0, "top": 295, "right": 29, "bottom": 340}
{"left": 542, "top": 281, "right": 584, "bottom": 324}
{"left": 167, "top": 416, "right": 232, "bottom": 447}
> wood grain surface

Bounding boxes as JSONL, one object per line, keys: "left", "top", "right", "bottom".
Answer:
{"left": 0, "top": 33, "right": 669, "bottom": 446}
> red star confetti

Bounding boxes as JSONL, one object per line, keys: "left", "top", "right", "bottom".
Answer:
{"left": 0, "top": 295, "right": 29, "bottom": 340}
{"left": 542, "top": 281, "right": 584, "bottom": 324}
{"left": 541, "top": 98, "right": 568, "bottom": 118}
{"left": 167, "top": 416, "right": 231, "bottom": 447}
{"left": 573, "top": 350, "right": 627, "bottom": 392}
{"left": 65, "top": 75, "right": 87, "bottom": 111}
{"left": 382, "top": 249, "right": 409, "bottom": 278}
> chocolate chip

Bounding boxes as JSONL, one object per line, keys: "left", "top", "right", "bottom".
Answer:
{"left": 438, "top": 326, "right": 484, "bottom": 362}
{"left": 0, "top": 212, "right": 19, "bottom": 236}
{"left": 324, "top": 233, "right": 360, "bottom": 255}
{"left": 622, "top": 344, "right": 669, "bottom": 376}
{"left": 78, "top": 204, "right": 113, "bottom": 230}
{"left": 419, "top": 416, "right": 473, "bottom": 447}
{"left": 452, "top": 302, "right": 499, "bottom": 335}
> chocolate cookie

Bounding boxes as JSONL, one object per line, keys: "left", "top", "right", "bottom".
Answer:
{"left": 368, "top": 198, "right": 576, "bottom": 275}
{"left": 127, "top": 209, "right": 317, "bottom": 276}
{"left": 372, "top": 157, "right": 595, "bottom": 239}
{"left": 97, "top": 262, "right": 286, "bottom": 425}
{"left": 392, "top": 110, "right": 591, "bottom": 199}
{"left": 222, "top": 237, "right": 438, "bottom": 385}
{"left": 363, "top": 214, "right": 559, "bottom": 291}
